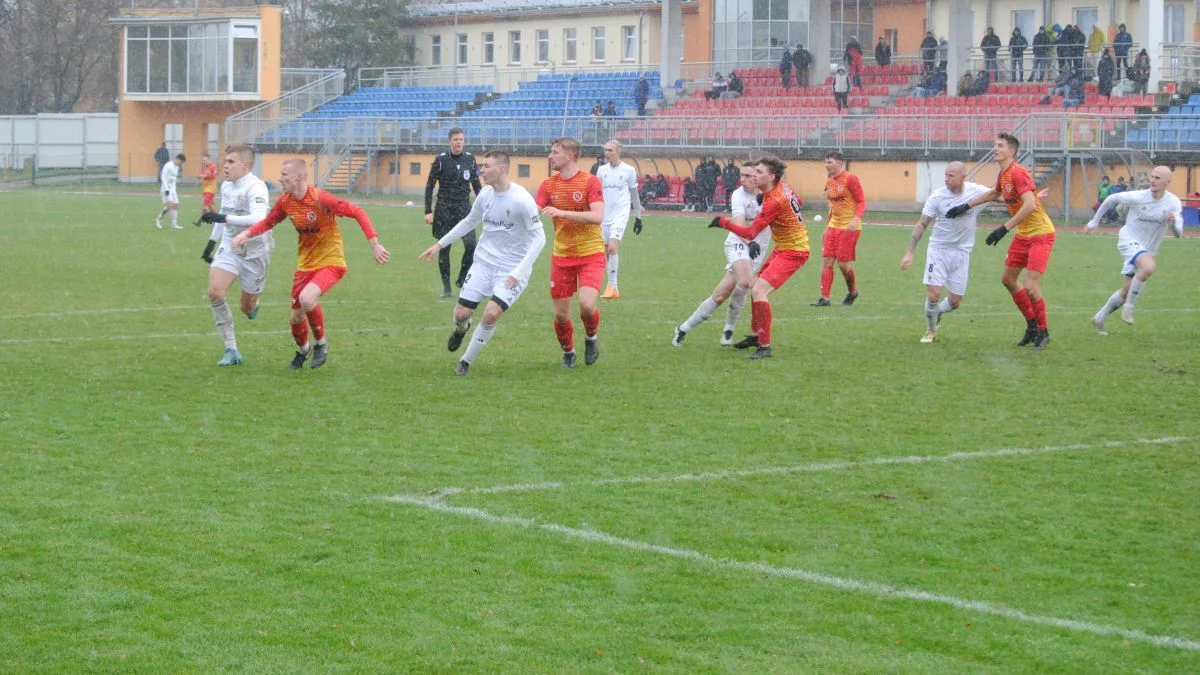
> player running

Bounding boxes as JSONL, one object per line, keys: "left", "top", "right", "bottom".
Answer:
{"left": 535, "top": 137, "right": 605, "bottom": 368}
{"left": 199, "top": 146, "right": 271, "bottom": 366}
{"left": 419, "top": 151, "right": 546, "bottom": 376}
{"left": 596, "top": 139, "right": 643, "bottom": 298}
{"left": 155, "top": 153, "right": 186, "bottom": 230}
{"left": 231, "top": 158, "right": 390, "bottom": 369}
{"left": 812, "top": 151, "right": 866, "bottom": 306}
{"left": 673, "top": 161, "right": 769, "bottom": 347}
{"left": 708, "top": 154, "right": 810, "bottom": 360}
{"left": 1087, "top": 165, "right": 1184, "bottom": 333}
{"left": 947, "top": 133, "right": 1056, "bottom": 349}
{"left": 194, "top": 154, "right": 219, "bottom": 226}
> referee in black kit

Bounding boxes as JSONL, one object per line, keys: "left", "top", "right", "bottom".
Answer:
{"left": 424, "top": 127, "right": 483, "bottom": 297}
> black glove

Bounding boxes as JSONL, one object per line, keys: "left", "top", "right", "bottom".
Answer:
{"left": 633, "top": 217, "right": 643, "bottom": 235}
{"left": 202, "top": 239, "right": 217, "bottom": 263}
{"left": 756, "top": 193, "right": 764, "bottom": 205}
{"left": 200, "top": 211, "right": 226, "bottom": 224}
{"left": 747, "top": 241, "right": 761, "bottom": 260}
{"left": 985, "top": 225, "right": 1010, "bottom": 246}
{"left": 945, "top": 203, "right": 971, "bottom": 219}
{"left": 709, "top": 217, "right": 724, "bottom": 228}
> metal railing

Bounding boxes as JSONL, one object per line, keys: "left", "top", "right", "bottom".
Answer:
{"left": 225, "top": 68, "right": 345, "bottom": 145}
{"left": 357, "top": 63, "right": 658, "bottom": 93}
{"left": 1161, "top": 43, "right": 1200, "bottom": 83}
{"left": 246, "top": 112, "right": 1200, "bottom": 158}
{"left": 124, "top": 0, "right": 265, "bottom": 8}
{"left": 313, "top": 121, "right": 351, "bottom": 188}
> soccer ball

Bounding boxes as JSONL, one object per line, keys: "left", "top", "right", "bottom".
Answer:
{"left": 813, "top": 214, "right": 823, "bottom": 222}
{"left": 405, "top": 200, "right": 414, "bottom": 207}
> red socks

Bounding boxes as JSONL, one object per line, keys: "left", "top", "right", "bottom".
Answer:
{"left": 844, "top": 267, "right": 857, "bottom": 294}
{"left": 1011, "top": 288, "right": 1035, "bottom": 320}
{"left": 751, "top": 300, "right": 772, "bottom": 346}
{"left": 290, "top": 319, "right": 309, "bottom": 348}
{"left": 307, "top": 304, "right": 325, "bottom": 341}
{"left": 581, "top": 308, "right": 600, "bottom": 338}
{"left": 1031, "top": 298, "right": 1048, "bottom": 330}
{"left": 554, "top": 319, "right": 574, "bottom": 352}
{"left": 820, "top": 264, "right": 834, "bottom": 298}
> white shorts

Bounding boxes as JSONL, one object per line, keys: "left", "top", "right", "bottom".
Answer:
{"left": 211, "top": 244, "right": 271, "bottom": 295}
{"left": 1118, "top": 240, "right": 1148, "bottom": 277}
{"left": 923, "top": 246, "right": 971, "bottom": 297}
{"left": 601, "top": 205, "right": 631, "bottom": 242}
{"left": 459, "top": 260, "right": 529, "bottom": 310}
{"left": 723, "top": 240, "right": 768, "bottom": 274}
{"left": 161, "top": 188, "right": 178, "bottom": 204}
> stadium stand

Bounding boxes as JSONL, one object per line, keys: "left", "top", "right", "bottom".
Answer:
{"left": 1127, "top": 93, "right": 1200, "bottom": 147}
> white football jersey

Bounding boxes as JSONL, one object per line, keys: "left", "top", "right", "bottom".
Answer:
{"left": 727, "top": 187, "right": 772, "bottom": 250}
{"left": 440, "top": 183, "right": 544, "bottom": 277}
{"left": 597, "top": 161, "right": 638, "bottom": 216}
{"left": 218, "top": 174, "right": 273, "bottom": 259}
{"left": 160, "top": 163, "right": 179, "bottom": 191}
{"left": 921, "top": 181, "right": 993, "bottom": 251}
{"left": 1102, "top": 189, "right": 1183, "bottom": 256}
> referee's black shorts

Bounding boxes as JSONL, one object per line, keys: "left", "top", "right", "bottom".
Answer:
{"left": 432, "top": 203, "right": 470, "bottom": 238}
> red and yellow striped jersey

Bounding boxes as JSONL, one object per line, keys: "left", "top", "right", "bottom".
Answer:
{"left": 249, "top": 186, "right": 377, "bottom": 271}
{"left": 996, "top": 163, "right": 1055, "bottom": 237}
{"left": 199, "top": 162, "right": 218, "bottom": 194}
{"left": 825, "top": 171, "right": 866, "bottom": 229}
{"left": 535, "top": 171, "right": 604, "bottom": 257}
{"left": 717, "top": 181, "right": 809, "bottom": 253}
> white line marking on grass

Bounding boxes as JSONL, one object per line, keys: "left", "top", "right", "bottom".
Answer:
{"left": 385, "top": 495, "right": 1200, "bottom": 651}
{"left": 428, "top": 436, "right": 1196, "bottom": 497}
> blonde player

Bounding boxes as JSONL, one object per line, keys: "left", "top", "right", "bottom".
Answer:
{"left": 596, "top": 140, "right": 643, "bottom": 298}
{"left": 419, "top": 151, "right": 546, "bottom": 375}
{"left": 155, "top": 153, "right": 186, "bottom": 229}
{"left": 673, "top": 161, "right": 769, "bottom": 346}
{"left": 1087, "top": 165, "right": 1184, "bottom": 333}
{"left": 813, "top": 151, "right": 866, "bottom": 306}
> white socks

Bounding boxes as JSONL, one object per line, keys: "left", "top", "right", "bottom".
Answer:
{"left": 725, "top": 286, "right": 749, "bottom": 333}
{"left": 462, "top": 323, "right": 496, "bottom": 364}
{"left": 1125, "top": 278, "right": 1145, "bottom": 307}
{"left": 454, "top": 316, "right": 470, "bottom": 333}
{"left": 211, "top": 299, "right": 237, "bottom": 349}
{"left": 607, "top": 254, "right": 619, "bottom": 290}
{"left": 924, "top": 300, "right": 939, "bottom": 332}
{"left": 1097, "top": 290, "right": 1124, "bottom": 319}
{"left": 682, "top": 296, "right": 720, "bottom": 332}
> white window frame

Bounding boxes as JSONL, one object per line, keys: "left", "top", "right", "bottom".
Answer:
{"left": 456, "top": 33, "right": 468, "bottom": 66}
{"left": 592, "top": 26, "right": 606, "bottom": 62}
{"left": 536, "top": 29, "right": 550, "bottom": 64}
{"left": 509, "top": 30, "right": 522, "bottom": 65}
{"left": 482, "top": 32, "right": 494, "bottom": 65}
{"left": 431, "top": 35, "right": 441, "bottom": 66}
{"left": 123, "top": 20, "right": 259, "bottom": 97}
{"left": 622, "top": 25, "right": 636, "bottom": 62}
{"left": 564, "top": 27, "right": 577, "bottom": 64}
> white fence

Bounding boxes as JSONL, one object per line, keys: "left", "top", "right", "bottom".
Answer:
{"left": 0, "top": 114, "right": 119, "bottom": 172}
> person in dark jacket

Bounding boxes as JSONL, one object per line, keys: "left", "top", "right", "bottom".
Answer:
{"left": 154, "top": 143, "right": 170, "bottom": 184}
{"left": 875, "top": 36, "right": 891, "bottom": 66}
{"left": 793, "top": 44, "right": 812, "bottom": 87}
{"left": 1009, "top": 28, "right": 1028, "bottom": 83}
{"left": 634, "top": 74, "right": 650, "bottom": 115}
{"left": 981, "top": 27, "right": 1002, "bottom": 82}
{"left": 721, "top": 159, "right": 741, "bottom": 212}
{"left": 920, "top": 31, "right": 939, "bottom": 73}
{"left": 1097, "top": 48, "right": 1115, "bottom": 98}
{"left": 1114, "top": 24, "right": 1133, "bottom": 80}
{"left": 424, "top": 127, "right": 483, "bottom": 297}
{"left": 779, "top": 48, "right": 793, "bottom": 89}
{"left": 1030, "top": 27, "right": 1051, "bottom": 82}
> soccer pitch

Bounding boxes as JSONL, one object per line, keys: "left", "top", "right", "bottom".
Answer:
{"left": 2, "top": 185, "right": 1198, "bottom": 673}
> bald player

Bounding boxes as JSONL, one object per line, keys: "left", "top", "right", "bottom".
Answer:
{"left": 1086, "top": 165, "right": 1184, "bottom": 333}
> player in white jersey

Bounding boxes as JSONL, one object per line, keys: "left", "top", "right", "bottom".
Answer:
{"left": 672, "top": 161, "right": 769, "bottom": 346}
{"left": 1086, "top": 165, "right": 1184, "bottom": 333}
{"left": 155, "top": 153, "right": 186, "bottom": 229}
{"left": 197, "top": 145, "right": 273, "bottom": 366}
{"left": 419, "top": 150, "right": 546, "bottom": 376}
{"left": 900, "top": 162, "right": 992, "bottom": 343}
{"left": 596, "top": 140, "right": 643, "bottom": 298}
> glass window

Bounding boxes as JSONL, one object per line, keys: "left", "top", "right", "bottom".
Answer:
{"left": 126, "top": 35, "right": 148, "bottom": 93}
{"left": 128, "top": 25, "right": 147, "bottom": 39}
{"left": 457, "top": 34, "right": 468, "bottom": 65}
{"left": 753, "top": 0, "right": 769, "bottom": 21}
{"left": 770, "top": 0, "right": 788, "bottom": 20}
{"left": 1165, "top": 4, "right": 1186, "bottom": 42}
{"left": 592, "top": 26, "right": 605, "bottom": 61}
{"left": 622, "top": 26, "right": 636, "bottom": 61}
{"left": 170, "top": 38, "right": 188, "bottom": 92}
{"left": 149, "top": 38, "right": 169, "bottom": 92}
{"left": 482, "top": 32, "right": 494, "bottom": 65}
{"left": 1073, "top": 8, "right": 1098, "bottom": 36}
{"left": 207, "top": 123, "right": 221, "bottom": 158}
{"left": 509, "top": 30, "right": 521, "bottom": 64}
{"left": 715, "top": 0, "right": 725, "bottom": 23}
{"left": 564, "top": 28, "right": 577, "bottom": 63}
{"left": 431, "top": 35, "right": 441, "bottom": 66}
{"left": 536, "top": 30, "right": 549, "bottom": 63}
{"left": 1011, "top": 10, "right": 1035, "bottom": 40}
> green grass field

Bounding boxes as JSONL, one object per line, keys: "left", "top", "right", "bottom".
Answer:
{"left": 2, "top": 185, "right": 1198, "bottom": 673}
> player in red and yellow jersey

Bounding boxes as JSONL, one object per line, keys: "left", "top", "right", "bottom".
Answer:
{"left": 814, "top": 151, "right": 867, "bottom": 306}
{"left": 535, "top": 136, "right": 605, "bottom": 368}
{"left": 194, "top": 154, "right": 219, "bottom": 225}
{"left": 951, "top": 133, "right": 1056, "bottom": 348}
{"left": 710, "top": 154, "right": 810, "bottom": 360}
{"left": 232, "top": 158, "right": 390, "bottom": 369}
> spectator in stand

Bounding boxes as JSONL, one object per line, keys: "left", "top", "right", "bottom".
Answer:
{"left": 1071, "top": 24, "right": 1087, "bottom": 73}
{"left": 962, "top": 70, "right": 990, "bottom": 98}
{"left": 1047, "top": 67, "right": 1075, "bottom": 98}
{"left": 655, "top": 174, "right": 669, "bottom": 200}
{"left": 981, "top": 27, "right": 1002, "bottom": 82}
{"left": 1098, "top": 48, "right": 1115, "bottom": 99}
{"left": 779, "top": 48, "right": 793, "bottom": 89}
{"left": 1030, "top": 26, "right": 1051, "bottom": 82}
{"left": 1094, "top": 175, "right": 1114, "bottom": 223}
{"left": 590, "top": 100, "right": 603, "bottom": 118}
{"left": 921, "top": 31, "right": 939, "bottom": 73}
{"left": 793, "top": 44, "right": 812, "bottom": 88}
{"left": 1132, "top": 49, "right": 1151, "bottom": 95}
{"left": 726, "top": 71, "right": 744, "bottom": 98}
{"left": 1062, "top": 71, "right": 1086, "bottom": 108}
{"left": 1088, "top": 24, "right": 1107, "bottom": 78}
{"left": 722, "top": 159, "right": 741, "bottom": 212}
{"left": 695, "top": 156, "right": 720, "bottom": 212}
{"left": 705, "top": 72, "right": 728, "bottom": 101}
{"left": 1010, "top": 28, "right": 1028, "bottom": 83}
{"left": 875, "top": 36, "right": 892, "bottom": 67}
{"left": 1114, "top": 24, "right": 1132, "bottom": 80}
{"left": 938, "top": 38, "right": 949, "bottom": 72}
{"left": 1110, "top": 176, "right": 1128, "bottom": 195}
{"left": 589, "top": 154, "right": 604, "bottom": 176}
{"left": 914, "top": 68, "right": 947, "bottom": 98}
{"left": 1052, "top": 24, "right": 1067, "bottom": 73}
{"left": 603, "top": 100, "right": 619, "bottom": 117}
{"left": 639, "top": 174, "right": 656, "bottom": 203}
{"left": 634, "top": 74, "right": 650, "bottom": 116}
{"left": 682, "top": 177, "right": 702, "bottom": 212}
{"left": 958, "top": 71, "right": 974, "bottom": 96}
{"left": 833, "top": 66, "right": 851, "bottom": 111}
{"left": 845, "top": 37, "right": 864, "bottom": 89}
{"left": 1102, "top": 176, "right": 1126, "bottom": 223}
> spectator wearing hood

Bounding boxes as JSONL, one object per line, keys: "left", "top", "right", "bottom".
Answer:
{"left": 779, "top": 48, "right": 793, "bottom": 89}
{"left": 1010, "top": 28, "right": 1028, "bottom": 83}
{"left": 981, "top": 28, "right": 1002, "bottom": 82}
{"left": 875, "top": 36, "right": 891, "bottom": 66}
{"left": 920, "top": 31, "right": 939, "bottom": 73}
{"left": 1114, "top": 24, "right": 1132, "bottom": 80}
{"left": 1030, "top": 26, "right": 1051, "bottom": 82}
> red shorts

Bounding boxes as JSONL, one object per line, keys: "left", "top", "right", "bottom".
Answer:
{"left": 1004, "top": 233, "right": 1056, "bottom": 274}
{"left": 757, "top": 249, "right": 810, "bottom": 289}
{"left": 202, "top": 191, "right": 215, "bottom": 208}
{"left": 821, "top": 227, "right": 861, "bottom": 262}
{"left": 291, "top": 266, "right": 347, "bottom": 308}
{"left": 550, "top": 253, "right": 605, "bottom": 299}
